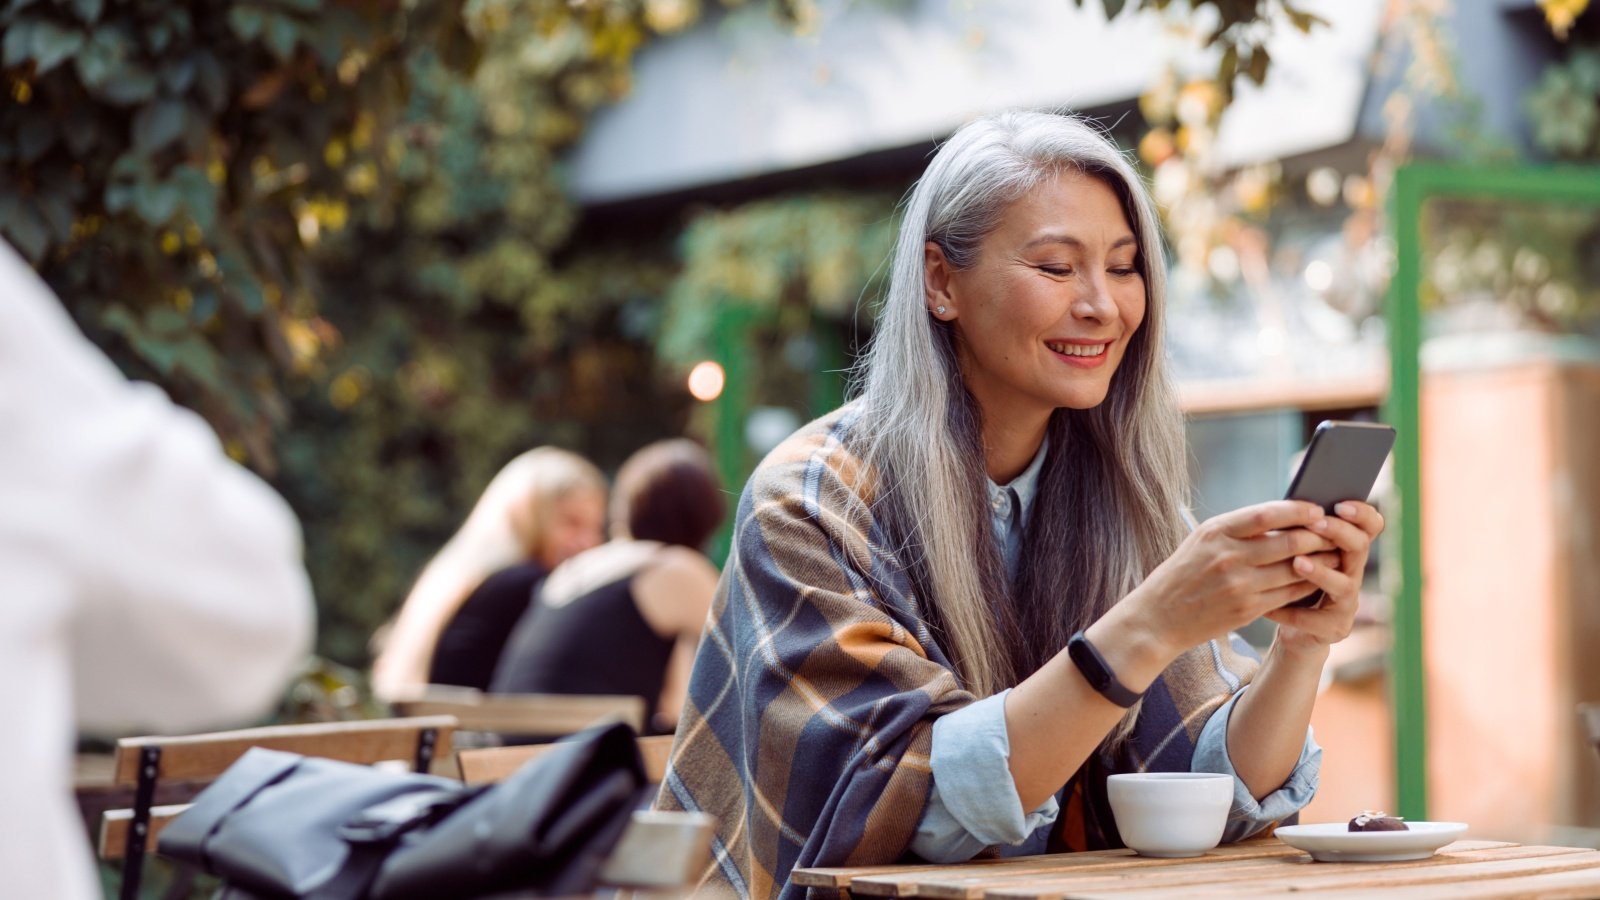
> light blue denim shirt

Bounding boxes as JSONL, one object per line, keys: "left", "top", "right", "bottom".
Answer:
{"left": 910, "top": 438, "right": 1322, "bottom": 862}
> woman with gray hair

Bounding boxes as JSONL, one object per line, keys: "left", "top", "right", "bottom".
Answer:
{"left": 657, "top": 110, "right": 1381, "bottom": 896}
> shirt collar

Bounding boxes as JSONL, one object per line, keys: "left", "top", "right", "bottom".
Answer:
{"left": 988, "top": 432, "right": 1050, "bottom": 527}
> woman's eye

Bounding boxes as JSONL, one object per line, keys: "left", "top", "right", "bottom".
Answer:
{"left": 1110, "top": 267, "right": 1139, "bottom": 277}
{"left": 1038, "top": 265, "right": 1072, "bottom": 276}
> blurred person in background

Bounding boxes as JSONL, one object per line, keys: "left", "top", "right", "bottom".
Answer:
{"left": 371, "top": 447, "right": 607, "bottom": 700}
{"left": 658, "top": 111, "right": 1382, "bottom": 895}
{"left": 0, "top": 240, "right": 316, "bottom": 900}
{"left": 491, "top": 439, "right": 725, "bottom": 735}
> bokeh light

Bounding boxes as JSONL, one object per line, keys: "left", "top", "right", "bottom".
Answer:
{"left": 687, "top": 360, "right": 725, "bottom": 402}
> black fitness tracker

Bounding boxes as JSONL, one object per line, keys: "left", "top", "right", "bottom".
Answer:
{"left": 1067, "top": 630, "right": 1144, "bottom": 708}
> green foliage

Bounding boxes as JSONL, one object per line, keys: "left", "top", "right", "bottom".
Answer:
{"left": 0, "top": 0, "right": 700, "bottom": 662}
{"left": 2, "top": 0, "right": 1302, "bottom": 666}
{"left": 1525, "top": 45, "right": 1600, "bottom": 158}
{"left": 1081, "top": 0, "right": 1325, "bottom": 100}
{"left": 659, "top": 192, "right": 896, "bottom": 367}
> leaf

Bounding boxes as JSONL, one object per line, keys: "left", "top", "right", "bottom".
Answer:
{"left": 264, "top": 12, "right": 298, "bottom": 62}
{"left": 1, "top": 200, "right": 49, "bottom": 262}
{"left": 36, "top": 192, "right": 74, "bottom": 242}
{"left": 192, "top": 286, "right": 221, "bottom": 324}
{"left": 170, "top": 164, "right": 218, "bottom": 231}
{"left": 1218, "top": 42, "right": 1239, "bottom": 85}
{"left": 145, "top": 20, "right": 171, "bottom": 54}
{"left": 74, "top": 24, "right": 134, "bottom": 89}
{"left": 31, "top": 20, "right": 85, "bottom": 74}
{"left": 1247, "top": 46, "right": 1270, "bottom": 86}
{"left": 133, "top": 99, "right": 187, "bottom": 152}
{"left": 133, "top": 179, "right": 181, "bottom": 225}
{"left": 129, "top": 330, "right": 180, "bottom": 375}
{"left": 162, "top": 55, "right": 196, "bottom": 92}
{"left": 98, "top": 304, "right": 140, "bottom": 340}
{"left": 146, "top": 307, "right": 187, "bottom": 336}
{"left": 104, "top": 182, "right": 132, "bottom": 213}
{"left": 108, "top": 150, "right": 150, "bottom": 182}
{"left": 171, "top": 335, "right": 226, "bottom": 391}
{"left": 228, "top": 7, "right": 265, "bottom": 41}
{"left": 96, "top": 62, "right": 158, "bottom": 105}
{"left": 1286, "top": 10, "right": 1325, "bottom": 33}
{"left": 71, "top": 0, "right": 103, "bottom": 24}
{"left": 2, "top": 17, "right": 34, "bottom": 67}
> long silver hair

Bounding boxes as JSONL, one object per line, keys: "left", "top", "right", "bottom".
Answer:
{"left": 853, "top": 110, "right": 1189, "bottom": 701}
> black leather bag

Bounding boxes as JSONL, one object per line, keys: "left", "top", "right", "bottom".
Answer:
{"left": 157, "top": 722, "right": 647, "bottom": 900}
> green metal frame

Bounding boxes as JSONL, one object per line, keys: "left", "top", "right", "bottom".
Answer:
{"left": 1387, "top": 162, "right": 1600, "bottom": 821}
{"left": 706, "top": 306, "right": 850, "bottom": 565}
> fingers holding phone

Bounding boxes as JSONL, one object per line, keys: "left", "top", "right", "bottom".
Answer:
{"left": 1133, "top": 500, "right": 1338, "bottom": 650}
{"left": 1265, "top": 499, "right": 1386, "bottom": 648}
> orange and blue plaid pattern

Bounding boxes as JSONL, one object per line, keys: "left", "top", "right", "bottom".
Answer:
{"left": 655, "top": 405, "right": 1263, "bottom": 898}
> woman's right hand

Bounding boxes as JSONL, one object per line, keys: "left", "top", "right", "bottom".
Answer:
{"left": 1121, "top": 500, "right": 1337, "bottom": 659}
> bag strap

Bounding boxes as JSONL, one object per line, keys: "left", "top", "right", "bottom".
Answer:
{"left": 311, "top": 787, "right": 482, "bottom": 900}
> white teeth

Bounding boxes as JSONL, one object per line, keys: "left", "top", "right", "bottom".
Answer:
{"left": 1048, "top": 342, "right": 1107, "bottom": 357}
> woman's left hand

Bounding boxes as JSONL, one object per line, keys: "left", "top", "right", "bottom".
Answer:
{"left": 1263, "top": 500, "right": 1385, "bottom": 653}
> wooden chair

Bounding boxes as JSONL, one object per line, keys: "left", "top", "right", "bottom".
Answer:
{"left": 456, "top": 733, "right": 712, "bottom": 892}
{"left": 99, "top": 716, "right": 456, "bottom": 900}
{"left": 390, "top": 686, "right": 647, "bottom": 742}
{"left": 457, "top": 732, "right": 676, "bottom": 784}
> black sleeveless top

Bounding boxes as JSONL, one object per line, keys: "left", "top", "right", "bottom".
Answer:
{"left": 490, "top": 571, "right": 675, "bottom": 732}
{"left": 427, "top": 562, "right": 547, "bottom": 691}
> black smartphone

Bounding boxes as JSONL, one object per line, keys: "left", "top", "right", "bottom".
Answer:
{"left": 1282, "top": 420, "right": 1396, "bottom": 608}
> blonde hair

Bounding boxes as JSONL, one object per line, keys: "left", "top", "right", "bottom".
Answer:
{"left": 853, "top": 110, "right": 1189, "bottom": 712}
{"left": 371, "top": 447, "right": 605, "bottom": 701}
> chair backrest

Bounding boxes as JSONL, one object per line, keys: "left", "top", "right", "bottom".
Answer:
{"left": 391, "top": 687, "right": 646, "bottom": 738}
{"left": 456, "top": 733, "right": 675, "bottom": 784}
{"left": 101, "top": 716, "right": 456, "bottom": 900}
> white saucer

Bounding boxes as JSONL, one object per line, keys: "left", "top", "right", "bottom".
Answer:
{"left": 1274, "top": 822, "right": 1470, "bottom": 862}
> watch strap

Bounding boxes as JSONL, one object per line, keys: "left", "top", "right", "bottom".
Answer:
{"left": 1067, "top": 630, "right": 1144, "bottom": 708}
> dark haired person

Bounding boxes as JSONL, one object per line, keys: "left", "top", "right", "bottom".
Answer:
{"left": 491, "top": 439, "right": 726, "bottom": 734}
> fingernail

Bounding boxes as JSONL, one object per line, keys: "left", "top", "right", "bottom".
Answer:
{"left": 1294, "top": 556, "right": 1313, "bottom": 574}
{"left": 1336, "top": 502, "right": 1356, "bottom": 517}
{"left": 1310, "top": 518, "right": 1329, "bottom": 532}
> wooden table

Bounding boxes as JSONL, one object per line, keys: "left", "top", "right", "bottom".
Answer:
{"left": 792, "top": 839, "right": 1600, "bottom": 898}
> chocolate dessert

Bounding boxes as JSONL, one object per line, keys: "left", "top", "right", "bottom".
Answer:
{"left": 1348, "top": 810, "right": 1408, "bottom": 832}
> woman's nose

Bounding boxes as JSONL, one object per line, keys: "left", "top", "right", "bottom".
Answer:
{"left": 1071, "top": 278, "right": 1116, "bottom": 322}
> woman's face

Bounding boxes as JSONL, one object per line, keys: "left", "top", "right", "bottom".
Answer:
{"left": 929, "top": 171, "right": 1146, "bottom": 422}
{"left": 538, "top": 486, "right": 606, "bottom": 569}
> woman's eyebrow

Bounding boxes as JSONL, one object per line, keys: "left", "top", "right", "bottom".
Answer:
{"left": 1022, "top": 233, "right": 1139, "bottom": 251}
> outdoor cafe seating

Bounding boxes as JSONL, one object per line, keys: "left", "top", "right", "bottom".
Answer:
{"left": 90, "top": 713, "right": 711, "bottom": 897}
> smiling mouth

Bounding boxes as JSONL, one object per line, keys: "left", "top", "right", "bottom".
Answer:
{"left": 1045, "top": 341, "right": 1109, "bottom": 358}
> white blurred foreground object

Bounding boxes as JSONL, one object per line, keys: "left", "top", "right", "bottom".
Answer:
{"left": 0, "top": 240, "right": 315, "bottom": 900}
{"left": 1107, "top": 772, "right": 1233, "bottom": 858}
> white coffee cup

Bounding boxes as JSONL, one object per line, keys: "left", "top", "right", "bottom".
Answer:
{"left": 1106, "top": 772, "right": 1233, "bottom": 858}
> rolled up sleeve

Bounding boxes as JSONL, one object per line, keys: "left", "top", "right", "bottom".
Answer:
{"left": 911, "top": 690, "right": 1061, "bottom": 863}
{"left": 1191, "top": 689, "right": 1322, "bottom": 843}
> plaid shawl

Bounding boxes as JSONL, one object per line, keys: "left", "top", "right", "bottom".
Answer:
{"left": 655, "top": 405, "right": 1261, "bottom": 898}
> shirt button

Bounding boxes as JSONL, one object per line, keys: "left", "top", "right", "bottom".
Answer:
{"left": 991, "top": 493, "right": 1007, "bottom": 513}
